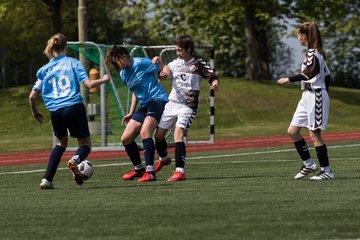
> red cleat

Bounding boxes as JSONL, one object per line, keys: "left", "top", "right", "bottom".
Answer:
{"left": 154, "top": 157, "right": 172, "bottom": 172}
{"left": 122, "top": 169, "right": 145, "bottom": 180}
{"left": 137, "top": 171, "right": 156, "bottom": 182}
{"left": 67, "top": 159, "right": 84, "bottom": 185}
{"left": 166, "top": 171, "right": 186, "bottom": 182}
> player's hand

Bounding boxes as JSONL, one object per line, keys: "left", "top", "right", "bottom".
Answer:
{"left": 277, "top": 78, "right": 289, "bottom": 85}
{"left": 210, "top": 80, "right": 219, "bottom": 92}
{"left": 122, "top": 113, "right": 132, "bottom": 125}
{"left": 33, "top": 111, "right": 43, "bottom": 124}
{"left": 159, "top": 70, "right": 168, "bottom": 78}
{"left": 102, "top": 74, "right": 110, "bottom": 82}
{"left": 152, "top": 56, "right": 160, "bottom": 64}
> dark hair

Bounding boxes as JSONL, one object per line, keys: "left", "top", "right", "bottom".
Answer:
{"left": 104, "top": 45, "right": 130, "bottom": 72}
{"left": 44, "top": 33, "right": 67, "bottom": 59}
{"left": 174, "top": 35, "right": 200, "bottom": 58}
{"left": 298, "top": 22, "right": 326, "bottom": 59}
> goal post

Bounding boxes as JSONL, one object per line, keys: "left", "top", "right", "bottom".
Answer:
{"left": 65, "top": 42, "right": 216, "bottom": 150}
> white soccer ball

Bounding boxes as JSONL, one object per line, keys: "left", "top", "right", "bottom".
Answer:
{"left": 77, "top": 160, "right": 94, "bottom": 180}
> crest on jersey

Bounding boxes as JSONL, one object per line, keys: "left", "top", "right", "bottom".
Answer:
{"left": 189, "top": 65, "right": 197, "bottom": 72}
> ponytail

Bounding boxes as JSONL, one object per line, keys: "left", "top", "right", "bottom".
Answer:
{"left": 298, "top": 22, "right": 326, "bottom": 59}
{"left": 43, "top": 33, "right": 67, "bottom": 59}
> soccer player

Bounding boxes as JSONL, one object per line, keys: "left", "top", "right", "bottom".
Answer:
{"left": 152, "top": 35, "right": 219, "bottom": 181}
{"left": 29, "top": 33, "right": 110, "bottom": 189}
{"left": 277, "top": 22, "right": 334, "bottom": 180}
{"left": 104, "top": 45, "right": 168, "bottom": 182}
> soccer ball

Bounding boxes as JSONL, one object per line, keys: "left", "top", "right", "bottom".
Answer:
{"left": 77, "top": 160, "right": 94, "bottom": 180}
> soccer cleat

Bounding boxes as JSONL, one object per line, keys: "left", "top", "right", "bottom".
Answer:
{"left": 40, "top": 178, "right": 55, "bottom": 189}
{"left": 166, "top": 171, "right": 187, "bottom": 182}
{"left": 310, "top": 171, "right": 335, "bottom": 181}
{"left": 137, "top": 171, "right": 156, "bottom": 182}
{"left": 294, "top": 163, "right": 317, "bottom": 179}
{"left": 122, "top": 168, "right": 145, "bottom": 180}
{"left": 154, "top": 157, "right": 172, "bottom": 172}
{"left": 67, "top": 158, "right": 84, "bottom": 185}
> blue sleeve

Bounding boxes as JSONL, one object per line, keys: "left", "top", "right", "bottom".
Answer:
{"left": 33, "top": 70, "right": 43, "bottom": 91}
{"left": 74, "top": 60, "right": 89, "bottom": 83}
{"left": 141, "top": 58, "right": 160, "bottom": 74}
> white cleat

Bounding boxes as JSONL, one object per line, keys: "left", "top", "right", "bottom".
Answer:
{"left": 40, "top": 178, "right": 55, "bottom": 189}
{"left": 294, "top": 163, "right": 318, "bottom": 179}
{"left": 310, "top": 171, "right": 335, "bottom": 180}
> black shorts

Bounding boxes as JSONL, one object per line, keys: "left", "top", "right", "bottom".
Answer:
{"left": 132, "top": 100, "right": 167, "bottom": 124}
{"left": 51, "top": 103, "right": 90, "bottom": 139}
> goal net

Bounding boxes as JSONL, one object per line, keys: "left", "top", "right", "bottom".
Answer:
{"left": 66, "top": 42, "right": 216, "bottom": 150}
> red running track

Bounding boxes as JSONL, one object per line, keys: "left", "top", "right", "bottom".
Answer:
{"left": 1, "top": 131, "right": 360, "bottom": 166}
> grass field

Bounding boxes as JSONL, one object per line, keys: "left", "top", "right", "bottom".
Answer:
{"left": 1, "top": 140, "right": 360, "bottom": 240}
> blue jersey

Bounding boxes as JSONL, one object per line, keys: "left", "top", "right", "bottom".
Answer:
{"left": 120, "top": 57, "right": 168, "bottom": 107}
{"left": 33, "top": 55, "right": 88, "bottom": 112}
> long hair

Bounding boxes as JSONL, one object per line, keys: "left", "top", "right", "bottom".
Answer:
{"left": 174, "top": 35, "right": 200, "bottom": 59}
{"left": 104, "top": 45, "right": 130, "bottom": 73}
{"left": 298, "top": 22, "right": 326, "bottom": 59}
{"left": 43, "top": 33, "right": 67, "bottom": 59}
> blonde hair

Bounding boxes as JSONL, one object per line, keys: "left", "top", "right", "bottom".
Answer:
{"left": 43, "top": 33, "right": 67, "bottom": 59}
{"left": 298, "top": 22, "right": 326, "bottom": 59}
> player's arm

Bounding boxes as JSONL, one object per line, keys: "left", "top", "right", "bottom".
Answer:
{"left": 122, "top": 93, "right": 137, "bottom": 125}
{"left": 28, "top": 89, "right": 43, "bottom": 124}
{"left": 83, "top": 74, "right": 110, "bottom": 89}
{"left": 158, "top": 65, "right": 171, "bottom": 80}
{"left": 152, "top": 56, "right": 170, "bottom": 80}
{"left": 198, "top": 60, "right": 219, "bottom": 92}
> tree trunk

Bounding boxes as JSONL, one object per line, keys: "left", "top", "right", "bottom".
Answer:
{"left": 256, "top": 28, "right": 271, "bottom": 80}
{"left": 244, "top": 0, "right": 259, "bottom": 80}
{"left": 0, "top": 48, "right": 5, "bottom": 88}
{"left": 41, "top": 0, "right": 62, "bottom": 33}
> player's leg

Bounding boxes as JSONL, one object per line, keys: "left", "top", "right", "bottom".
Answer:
{"left": 167, "top": 105, "right": 195, "bottom": 182}
{"left": 288, "top": 96, "right": 317, "bottom": 179}
{"left": 121, "top": 119, "right": 144, "bottom": 180}
{"left": 306, "top": 89, "right": 333, "bottom": 180}
{"left": 166, "top": 127, "right": 187, "bottom": 181}
{"left": 40, "top": 109, "right": 68, "bottom": 189}
{"left": 154, "top": 102, "right": 176, "bottom": 172}
{"left": 66, "top": 103, "right": 92, "bottom": 165}
{"left": 72, "top": 137, "right": 91, "bottom": 164}
{"left": 154, "top": 127, "right": 172, "bottom": 172}
{"left": 289, "top": 125, "right": 318, "bottom": 179}
{"left": 138, "top": 100, "right": 167, "bottom": 182}
{"left": 64, "top": 103, "right": 91, "bottom": 185}
{"left": 309, "top": 130, "right": 334, "bottom": 180}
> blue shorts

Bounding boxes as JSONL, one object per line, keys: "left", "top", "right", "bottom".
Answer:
{"left": 132, "top": 100, "right": 167, "bottom": 124}
{"left": 51, "top": 103, "right": 90, "bottom": 139}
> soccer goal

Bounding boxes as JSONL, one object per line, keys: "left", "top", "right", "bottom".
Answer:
{"left": 65, "top": 41, "right": 216, "bottom": 151}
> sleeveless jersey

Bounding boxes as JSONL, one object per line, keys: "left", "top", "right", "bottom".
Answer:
{"left": 33, "top": 55, "right": 88, "bottom": 112}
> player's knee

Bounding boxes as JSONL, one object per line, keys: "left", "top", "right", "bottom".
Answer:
{"left": 121, "top": 135, "right": 135, "bottom": 145}
{"left": 287, "top": 129, "right": 300, "bottom": 140}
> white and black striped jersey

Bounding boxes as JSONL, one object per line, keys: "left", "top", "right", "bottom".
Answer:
{"left": 289, "top": 49, "right": 330, "bottom": 91}
{"left": 167, "top": 57, "right": 218, "bottom": 110}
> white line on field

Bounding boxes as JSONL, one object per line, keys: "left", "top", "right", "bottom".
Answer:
{"left": 1, "top": 144, "right": 359, "bottom": 175}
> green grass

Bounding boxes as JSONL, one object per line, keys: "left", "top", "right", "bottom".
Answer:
{"left": 1, "top": 141, "right": 360, "bottom": 240}
{"left": 1, "top": 78, "right": 360, "bottom": 152}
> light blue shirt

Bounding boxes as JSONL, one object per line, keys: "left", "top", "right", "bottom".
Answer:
{"left": 33, "top": 55, "right": 88, "bottom": 111}
{"left": 120, "top": 57, "right": 168, "bottom": 107}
